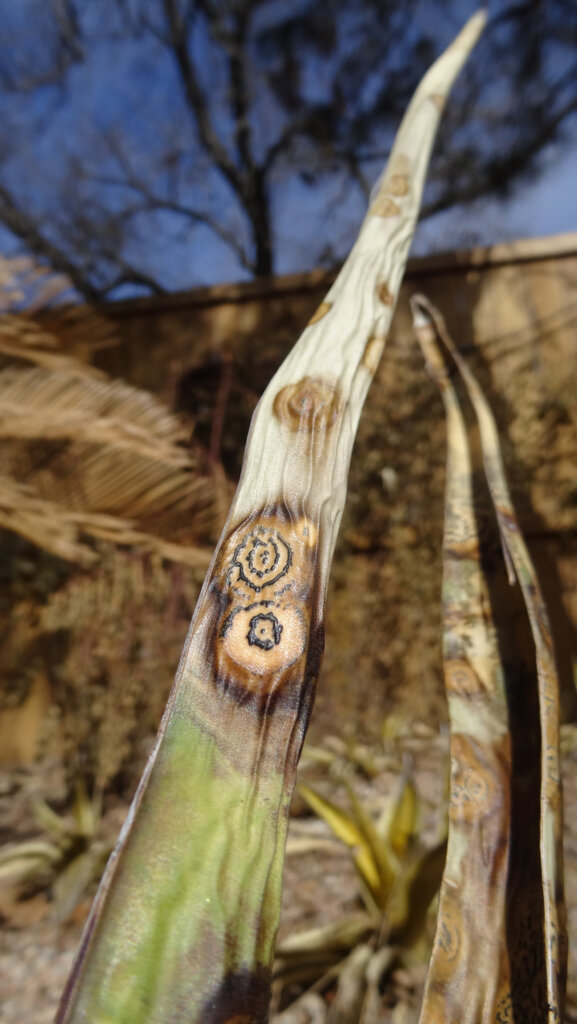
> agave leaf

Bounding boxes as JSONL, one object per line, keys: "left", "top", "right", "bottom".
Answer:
{"left": 412, "top": 297, "right": 565, "bottom": 1022}
{"left": 344, "top": 781, "right": 398, "bottom": 907}
{"left": 31, "top": 797, "right": 72, "bottom": 843}
{"left": 0, "top": 839, "right": 63, "bottom": 886}
{"left": 388, "top": 839, "right": 447, "bottom": 946}
{"left": 297, "top": 784, "right": 366, "bottom": 850}
{"left": 71, "top": 780, "right": 99, "bottom": 840}
{"left": 412, "top": 295, "right": 566, "bottom": 1018}
{"left": 377, "top": 767, "right": 419, "bottom": 860}
{"left": 56, "top": 17, "right": 485, "bottom": 1024}
{"left": 298, "top": 784, "right": 383, "bottom": 901}
{"left": 0, "top": 839, "right": 63, "bottom": 867}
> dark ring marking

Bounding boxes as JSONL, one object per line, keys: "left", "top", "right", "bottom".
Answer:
{"left": 232, "top": 528, "right": 292, "bottom": 592}
{"left": 247, "top": 612, "right": 283, "bottom": 651}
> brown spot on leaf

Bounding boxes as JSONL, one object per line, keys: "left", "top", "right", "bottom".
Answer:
{"left": 371, "top": 196, "right": 400, "bottom": 218}
{"left": 430, "top": 93, "right": 446, "bottom": 111}
{"left": 308, "top": 301, "right": 332, "bottom": 325}
{"left": 450, "top": 733, "right": 502, "bottom": 823}
{"left": 445, "top": 659, "right": 486, "bottom": 698}
{"left": 376, "top": 282, "right": 394, "bottom": 306}
{"left": 211, "top": 511, "right": 320, "bottom": 709}
{"left": 384, "top": 173, "right": 409, "bottom": 197}
{"left": 273, "top": 377, "right": 341, "bottom": 434}
{"left": 430, "top": 895, "right": 464, "bottom": 983}
{"left": 362, "top": 334, "right": 385, "bottom": 376}
{"left": 219, "top": 601, "right": 308, "bottom": 681}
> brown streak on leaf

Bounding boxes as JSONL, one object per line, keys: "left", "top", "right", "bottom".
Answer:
{"left": 307, "top": 301, "right": 332, "bottom": 325}
{"left": 376, "top": 282, "right": 394, "bottom": 306}
{"left": 362, "top": 334, "right": 385, "bottom": 376}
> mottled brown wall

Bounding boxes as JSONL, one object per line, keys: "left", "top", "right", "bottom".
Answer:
{"left": 96, "top": 233, "right": 577, "bottom": 738}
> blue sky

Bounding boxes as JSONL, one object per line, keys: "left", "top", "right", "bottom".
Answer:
{"left": 413, "top": 135, "right": 577, "bottom": 257}
{"left": 0, "top": 1, "right": 575, "bottom": 298}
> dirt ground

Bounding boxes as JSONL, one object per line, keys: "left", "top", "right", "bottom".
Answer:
{"left": 1, "top": 719, "right": 576, "bottom": 1024}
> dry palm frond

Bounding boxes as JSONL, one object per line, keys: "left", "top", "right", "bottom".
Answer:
{"left": 0, "top": 366, "right": 188, "bottom": 453}
{"left": 0, "top": 255, "right": 117, "bottom": 368}
{"left": 0, "top": 314, "right": 104, "bottom": 375}
{"left": 0, "top": 253, "right": 220, "bottom": 561}
{"left": 0, "top": 255, "right": 73, "bottom": 314}
{"left": 0, "top": 476, "right": 211, "bottom": 568}
{"left": 0, "top": 362, "right": 219, "bottom": 560}
{"left": 38, "top": 303, "right": 121, "bottom": 356}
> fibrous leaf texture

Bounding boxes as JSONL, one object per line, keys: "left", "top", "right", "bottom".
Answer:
{"left": 412, "top": 296, "right": 566, "bottom": 1023}
{"left": 55, "top": 13, "right": 486, "bottom": 1024}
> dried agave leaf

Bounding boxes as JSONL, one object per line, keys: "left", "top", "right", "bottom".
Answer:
{"left": 0, "top": 839, "right": 62, "bottom": 873}
{"left": 0, "top": 366, "right": 188, "bottom": 452}
{"left": 362, "top": 946, "right": 398, "bottom": 1020}
{"left": 274, "top": 915, "right": 375, "bottom": 991}
{"left": 276, "top": 917, "right": 376, "bottom": 960}
{"left": 52, "top": 845, "right": 110, "bottom": 924}
{"left": 412, "top": 297, "right": 566, "bottom": 1022}
{"left": 326, "top": 944, "right": 373, "bottom": 1024}
{"left": 0, "top": 475, "right": 211, "bottom": 567}
{"left": 273, "top": 992, "right": 328, "bottom": 1024}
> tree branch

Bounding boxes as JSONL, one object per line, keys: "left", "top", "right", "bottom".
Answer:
{"left": 0, "top": 183, "right": 102, "bottom": 301}
{"left": 161, "top": 0, "right": 243, "bottom": 195}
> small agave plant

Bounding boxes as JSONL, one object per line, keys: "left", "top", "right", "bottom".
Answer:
{"left": 272, "top": 755, "right": 447, "bottom": 1022}
{"left": 0, "top": 781, "right": 110, "bottom": 922}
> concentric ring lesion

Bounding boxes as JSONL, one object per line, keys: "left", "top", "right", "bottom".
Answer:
{"left": 232, "top": 527, "right": 292, "bottom": 592}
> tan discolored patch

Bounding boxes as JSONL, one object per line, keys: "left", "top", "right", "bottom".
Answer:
{"left": 219, "top": 514, "right": 318, "bottom": 599}
{"left": 449, "top": 733, "right": 501, "bottom": 823}
{"left": 219, "top": 601, "right": 308, "bottom": 680}
{"left": 419, "top": 986, "right": 459, "bottom": 1023}
{"left": 384, "top": 173, "right": 409, "bottom": 197}
{"left": 494, "top": 984, "right": 514, "bottom": 1023}
{"left": 376, "top": 282, "right": 394, "bottom": 306}
{"left": 444, "top": 503, "right": 480, "bottom": 559}
{"left": 444, "top": 659, "right": 486, "bottom": 697}
{"left": 362, "top": 334, "right": 385, "bottom": 376}
{"left": 429, "top": 92, "right": 446, "bottom": 111}
{"left": 371, "top": 196, "right": 400, "bottom": 218}
{"left": 228, "top": 527, "right": 291, "bottom": 594}
{"left": 273, "top": 377, "right": 341, "bottom": 435}
{"left": 212, "top": 511, "right": 319, "bottom": 701}
{"left": 307, "top": 301, "right": 332, "bottom": 325}
{"left": 429, "top": 894, "right": 464, "bottom": 983}
{"left": 293, "top": 516, "right": 318, "bottom": 550}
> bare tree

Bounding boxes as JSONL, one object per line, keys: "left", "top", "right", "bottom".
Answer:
{"left": 0, "top": 0, "right": 575, "bottom": 300}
